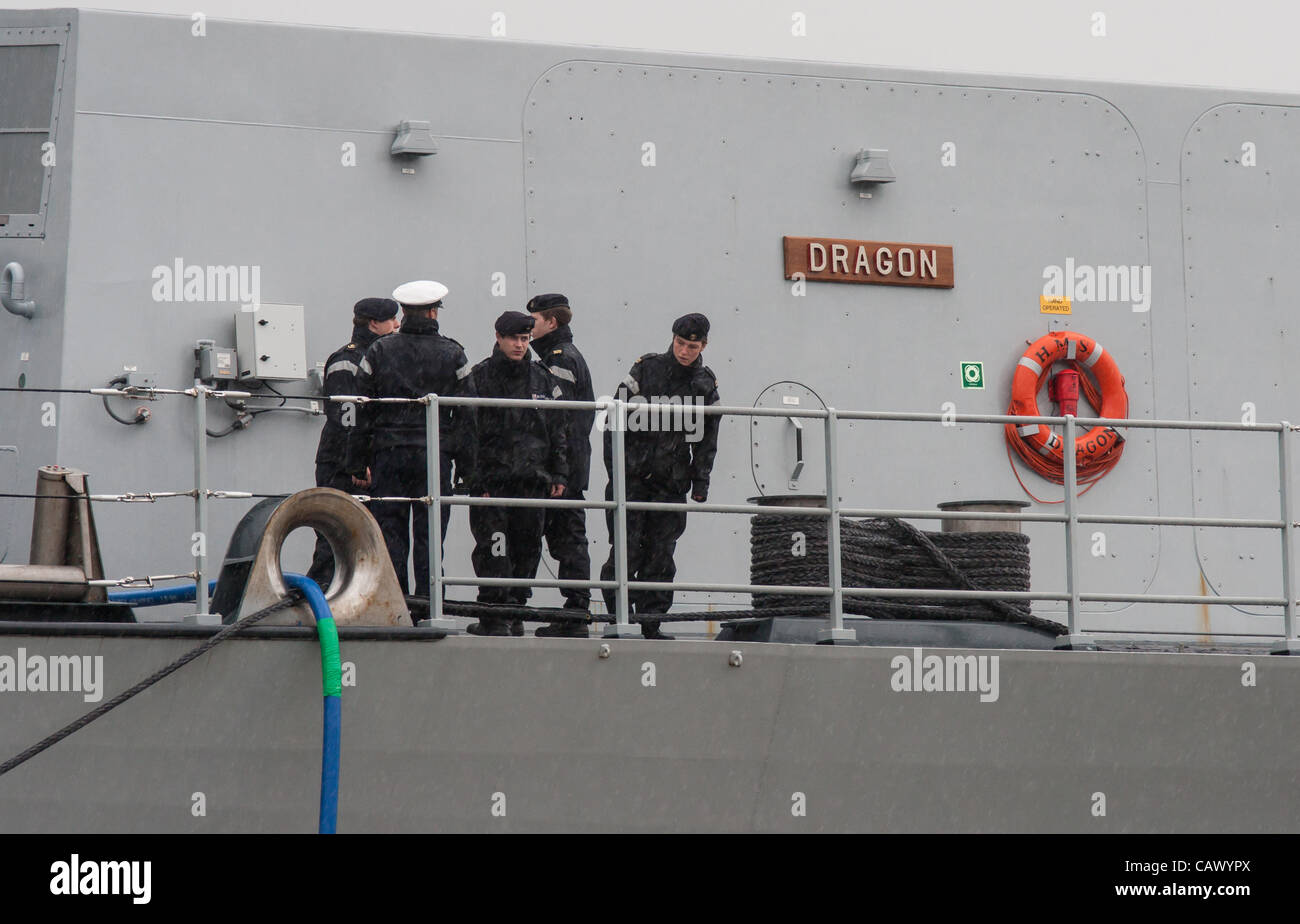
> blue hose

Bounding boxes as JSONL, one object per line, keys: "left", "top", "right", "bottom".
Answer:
{"left": 107, "top": 580, "right": 217, "bottom": 605}
{"left": 283, "top": 573, "right": 341, "bottom": 836}
{"left": 108, "top": 574, "right": 342, "bottom": 834}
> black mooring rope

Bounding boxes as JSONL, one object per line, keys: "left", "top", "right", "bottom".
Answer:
{"left": 750, "top": 515, "right": 1063, "bottom": 633}
{"left": 0, "top": 593, "right": 304, "bottom": 777}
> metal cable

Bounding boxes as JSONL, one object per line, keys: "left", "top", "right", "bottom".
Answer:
{"left": 0, "top": 490, "right": 255, "bottom": 501}
{"left": 87, "top": 573, "right": 198, "bottom": 588}
{"left": 0, "top": 593, "right": 303, "bottom": 777}
{"left": 405, "top": 596, "right": 771, "bottom": 625}
{"left": 0, "top": 386, "right": 104, "bottom": 394}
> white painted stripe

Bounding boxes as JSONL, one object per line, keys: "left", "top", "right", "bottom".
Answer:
{"left": 621, "top": 374, "right": 640, "bottom": 396}
{"left": 1017, "top": 424, "right": 1039, "bottom": 437}
{"left": 326, "top": 359, "right": 359, "bottom": 378}
{"left": 1066, "top": 338, "right": 1077, "bottom": 360}
{"left": 548, "top": 365, "right": 576, "bottom": 383}
{"left": 1018, "top": 356, "right": 1042, "bottom": 375}
{"left": 1083, "top": 342, "right": 1104, "bottom": 368}
{"left": 455, "top": 362, "right": 472, "bottom": 380}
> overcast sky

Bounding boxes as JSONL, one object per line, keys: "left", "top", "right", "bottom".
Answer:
{"left": 7, "top": 0, "right": 1300, "bottom": 94}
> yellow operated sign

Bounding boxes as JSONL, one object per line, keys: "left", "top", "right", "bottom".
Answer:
{"left": 1040, "top": 295, "right": 1072, "bottom": 315}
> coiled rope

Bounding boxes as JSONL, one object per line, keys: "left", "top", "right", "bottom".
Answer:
{"left": 751, "top": 515, "right": 1064, "bottom": 632}
{"left": 409, "top": 515, "right": 1064, "bottom": 634}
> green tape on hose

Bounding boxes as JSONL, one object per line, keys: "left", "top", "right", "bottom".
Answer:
{"left": 317, "top": 617, "right": 342, "bottom": 698}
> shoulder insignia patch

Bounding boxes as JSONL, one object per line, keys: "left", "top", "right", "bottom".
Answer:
{"left": 553, "top": 349, "right": 563, "bottom": 354}
{"left": 346, "top": 343, "right": 356, "bottom": 350}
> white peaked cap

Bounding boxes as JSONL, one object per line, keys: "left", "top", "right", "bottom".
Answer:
{"left": 392, "top": 280, "right": 449, "bottom": 306}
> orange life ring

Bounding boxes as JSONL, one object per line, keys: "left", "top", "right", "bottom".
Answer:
{"left": 1008, "top": 331, "right": 1127, "bottom": 472}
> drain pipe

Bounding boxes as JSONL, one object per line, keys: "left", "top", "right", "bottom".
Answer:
{"left": 1, "top": 263, "right": 36, "bottom": 319}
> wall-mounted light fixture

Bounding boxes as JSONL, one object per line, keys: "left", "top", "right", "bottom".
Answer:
{"left": 390, "top": 120, "right": 439, "bottom": 173}
{"left": 849, "top": 148, "right": 895, "bottom": 198}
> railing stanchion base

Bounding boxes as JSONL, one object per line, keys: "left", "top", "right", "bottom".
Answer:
{"left": 1053, "top": 633, "right": 1099, "bottom": 651}
{"left": 1268, "top": 639, "right": 1300, "bottom": 655}
{"left": 182, "top": 612, "right": 222, "bottom": 626}
{"left": 816, "top": 627, "right": 857, "bottom": 645}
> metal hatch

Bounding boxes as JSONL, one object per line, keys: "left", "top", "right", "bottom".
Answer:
{"left": 750, "top": 381, "right": 826, "bottom": 498}
{"left": 1182, "top": 102, "right": 1300, "bottom": 610}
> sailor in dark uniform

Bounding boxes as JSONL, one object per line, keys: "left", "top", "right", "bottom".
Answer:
{"left": 600, "top": 313, "right": 720, "bottom": 639}
{"left": 527, "top": 293, "right": 596, "bottom": 637}
{"left": 307, "top": 296, "right": 399, "bottom": 588}
{"left": 457, "top": 311, "right": 569, "bottom": 636}
{"left": 346, "top": 280, "right": 471, "bottom": 598}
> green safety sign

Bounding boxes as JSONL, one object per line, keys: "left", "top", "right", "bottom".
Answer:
{"left": 960, "top": 362, "right": 984, "bottom": 389}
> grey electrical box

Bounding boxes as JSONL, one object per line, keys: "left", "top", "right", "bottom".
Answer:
{"left": 122, "top": 369, "right": 159, "bottom": 389}
{"left": 196, "top": 342, "right": 238, "bottom": 382}
{"left": 234, "top": 304, "right": 307, "bottom": 381}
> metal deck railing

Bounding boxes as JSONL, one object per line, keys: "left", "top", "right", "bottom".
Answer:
{"left": 6, "top": 381, "right": 1298, "bottom": 651}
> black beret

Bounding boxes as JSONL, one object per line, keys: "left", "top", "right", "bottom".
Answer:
{"left": 495, "top": 310, "right": 536, "bottom": 335}
{"left": 354, "top": 297, "right": 399, "bottom": 321}
{"left": 672, "top": 312, "right": 710, "bottom": 342}
{"left": 526, "top": 293, "right": 570, "bottom": 312}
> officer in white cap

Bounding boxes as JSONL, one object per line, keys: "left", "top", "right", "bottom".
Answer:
{"left": 346, "top": 280, "right": 471, "bottom": 603}
{"left": 392, "top": 279, "right": 449, "bottom": 308}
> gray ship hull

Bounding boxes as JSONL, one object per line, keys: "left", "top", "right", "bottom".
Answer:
{"left": 1, "top": 627, "right": 1294, "bottom": 833}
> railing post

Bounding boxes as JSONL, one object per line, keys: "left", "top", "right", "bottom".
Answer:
{"left": 605, "top": 397, "right": 637, "bottom": 638}
{"left": 1056, "top": 414, "right": 1095, "bottom": 650}
{"left": 818, "top": 408, "right": 854, "bottom": 644}
{"left": 186, "top": 381, "right": 217, "bottom": 625}
{"left": 420, "top": 394, "right": 456, "bottom": 633}
{"left": 1272, "top": 422, "right": 1299, "bottom": 654}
